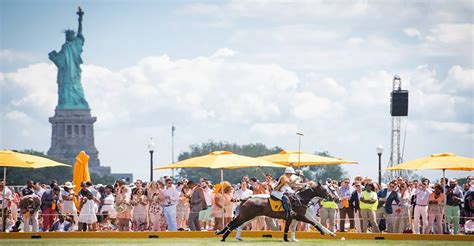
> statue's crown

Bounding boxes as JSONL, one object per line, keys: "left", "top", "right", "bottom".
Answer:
{"left": 65, "top": 29, "right": 76, "bottom": 35}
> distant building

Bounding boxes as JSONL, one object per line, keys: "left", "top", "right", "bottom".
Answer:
{"left": 110, "top": 173, "right": 134, "bottom": 184}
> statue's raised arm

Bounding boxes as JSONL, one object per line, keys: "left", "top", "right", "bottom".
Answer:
{"left": 77, "top": 6, "right": 84, "bottom": 35}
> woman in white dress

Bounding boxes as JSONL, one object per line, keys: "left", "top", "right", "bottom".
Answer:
{"left": 99, "top": 185, "right": 117, "bottom": 224}
{"left": 78, "top": 190, "right": 98, "bottom": 231}
{"left": 60, "top": 182, "right": 79, "bottom": 227}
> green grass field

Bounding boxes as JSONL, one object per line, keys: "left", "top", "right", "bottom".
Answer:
{"left": 1, "top": 238, "right": 472, "bottom": 246}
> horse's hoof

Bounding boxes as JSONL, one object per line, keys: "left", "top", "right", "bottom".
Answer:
{"left": 221, "top": 239, "right": 226, "bottom": 242}
{"left": 284, "top": 238, "right": 290, "bottom": 242}
{"left": 290, "top": 239, "right": 299, "bottom": 242}
{"left": 329, "top": 232, "right": 336, "bottom": 237}
{"left": 214, "top": 231, "right": 220, "bottom": 235}
{"left": 236, "top": 238, "right": 243, "bottom": 241}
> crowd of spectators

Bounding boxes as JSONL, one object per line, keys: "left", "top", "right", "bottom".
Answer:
{"left": 1, "top": 174, "right": 473, "bottom": 234}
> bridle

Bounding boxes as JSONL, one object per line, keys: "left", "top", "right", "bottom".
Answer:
{"left": 295, "top": 183, "right": 339, "bottom": 208}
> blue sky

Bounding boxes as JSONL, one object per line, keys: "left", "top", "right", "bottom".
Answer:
{"left": 1, "top": 0, "right": 473, "bottom": 183}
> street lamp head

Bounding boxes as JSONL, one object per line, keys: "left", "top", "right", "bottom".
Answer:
{"left": 148, "top": 137, "right": 156, "bottom": 152}
{"left": 376, "top": 145, "right": 383, "bottom": 155}
{"left": 296, "top": 132, "right": 304, "bottom": 136}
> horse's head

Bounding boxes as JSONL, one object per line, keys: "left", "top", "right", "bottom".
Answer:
{"left": 311, "top": 181, "right": 340, "bottom": 203}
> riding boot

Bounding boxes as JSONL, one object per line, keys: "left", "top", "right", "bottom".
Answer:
{"left": 282, "top": 200, "right": 290, "bottom": 220}
{"left": 287, "top": 199, "right": 296, "bottom": 218}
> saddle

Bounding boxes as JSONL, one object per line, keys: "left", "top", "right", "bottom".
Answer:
{"left": 269, "top": 197, "right": 285, "bottom": 212}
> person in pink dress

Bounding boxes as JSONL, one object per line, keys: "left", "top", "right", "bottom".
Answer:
{"left": 147, "top": 181, "right": 167, "bottom": 231}
{"left": 131, "top": 187, "right": 148, "bottom": 231}
{"left": 177, "top": 184, "right": 191, "bottom": 229}
{"left": 115, "top": 183, "right": 132, "bottom": 231}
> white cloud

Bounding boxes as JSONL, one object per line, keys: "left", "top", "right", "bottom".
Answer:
{"left": 1, "top": 63, "right": 57, "bottom": 115}
{"left": 0, "top": 49, "right": 37, "bottom": 62}
{"left": 250, "top": 123, "right": 298, "bottom": 137}
{"left": 443, "top": 65, "right": 474, "bottom": 95}
{"left": 1, "top": 49, "right": 301, "bottom": 130}
{"left": 178, "top": 1, "right": 379, "bottom": 24}
{"left": 303, "top": 73, "right": 347, "bottom": 98}
{"left": 422, "top": 120, "right": 473, "bottom": 135}
{"left": 211, "top": 48, "right": 237, "bottom": 58}
{"left": 347, "top": 70, "right": 393, "bottom": 107}
{"left": 4, "top": 110, "right": 33, "bottom": 136}
{"left": 290, "top": 92, "right": 345, "bottom": 120}
{"left": 403, "top": 28, "right": 422, "bottom": 38}
{"left": 428, "top": 24, "right": 473, "bottom": 44}
{"left": 4, "top": 110, "right": 31, "bottom": 123}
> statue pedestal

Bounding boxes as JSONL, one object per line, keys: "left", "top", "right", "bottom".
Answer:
{"left": 47, "top": 109, "right": 110, "bottom": 175}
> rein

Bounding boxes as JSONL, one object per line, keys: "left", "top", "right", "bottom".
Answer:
{"left": 294, "top": 186, "right": 322, "bottom": 208}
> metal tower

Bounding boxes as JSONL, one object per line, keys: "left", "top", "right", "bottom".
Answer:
{"left": 387, "top": 75, "right": 411, "bottom": 180}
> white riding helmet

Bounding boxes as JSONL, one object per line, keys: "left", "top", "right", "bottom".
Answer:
{"left": 284, "top": 167, "right": 296, "bottom": 174}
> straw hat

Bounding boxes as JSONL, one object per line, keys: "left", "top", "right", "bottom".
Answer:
{"left": 214, "top": 183, "right": 222, "bottom": 194}
{"left": 64, "top": 181, "right": 75, "bottom": 189}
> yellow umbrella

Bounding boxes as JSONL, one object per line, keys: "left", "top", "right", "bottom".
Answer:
{"left": 0, "top": 150, "right": 70, "bottom": 231}
{"left": 385, "top": 153, "right": 474, "bottom": 187}
{"left": 385, "top": 153, "right": 474, "bottom": 171}
{"left": 72, "top": 151, "right": 91, "bottom": 193}
{"left": 0, "top": 150, "right": 70, "bottom": 168}
{"left": 156, "top": 151, "right": 288, "bottom": 170}
{"left": 258, "top": 150, "right": 357, "bottom": 166}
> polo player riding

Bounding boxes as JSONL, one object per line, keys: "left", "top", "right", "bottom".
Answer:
{"left": 271, "top": 167, "right": 297, "bottom": 219}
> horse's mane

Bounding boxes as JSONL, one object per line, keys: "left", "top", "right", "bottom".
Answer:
{"left": 295, "top": 184, "right": 326, "bottom": 205}
{"left": 296, "top": 185, "right": 316, "bottom": 197}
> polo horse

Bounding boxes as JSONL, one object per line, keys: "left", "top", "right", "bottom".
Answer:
{"left": 216, "top": 182, "right": 340, "bottom": 242}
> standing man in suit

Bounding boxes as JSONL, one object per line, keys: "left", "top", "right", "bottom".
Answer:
{"left": 188, "top": 180, "right": 206, "bottom": 231}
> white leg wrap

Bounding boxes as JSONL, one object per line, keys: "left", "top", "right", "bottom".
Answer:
{"left": 290, "top": 220, "right": 298, "bottom": 242}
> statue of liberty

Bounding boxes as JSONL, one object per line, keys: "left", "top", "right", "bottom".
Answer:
{"left": 49, "top": 7, "right": 89, "bottom": 109}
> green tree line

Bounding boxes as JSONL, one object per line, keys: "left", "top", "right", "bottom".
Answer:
{"left": 177, "top": 140, "right": 347, "bottom": 184}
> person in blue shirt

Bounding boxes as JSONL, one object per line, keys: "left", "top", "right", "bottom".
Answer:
{"left": 338, "top": 178, "right": 355, "bottom": 232}
{"left": 377, "top": 181, "right": 400, "bottom": 233}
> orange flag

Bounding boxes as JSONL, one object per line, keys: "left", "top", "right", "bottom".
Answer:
{"left": 72, "top": 151, "right": 91, "bottom": 194}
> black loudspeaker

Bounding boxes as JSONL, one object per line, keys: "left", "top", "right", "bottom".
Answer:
{"left": 391, "top": 90, "right": 408, "bottom": 116}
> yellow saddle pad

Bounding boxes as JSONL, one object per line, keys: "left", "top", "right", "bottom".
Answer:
{"left": 269, "top": 197, "right": 285, "bottom": 212}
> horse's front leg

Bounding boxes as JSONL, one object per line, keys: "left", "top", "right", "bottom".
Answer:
{"left": 289, "top": 219, "right": 298, "bottom": 242}
{"left": 283, "top": 219, "right": 291, "bottom": 242}
{"left": 300, "top": 208, "right": 335, "bottom": 237}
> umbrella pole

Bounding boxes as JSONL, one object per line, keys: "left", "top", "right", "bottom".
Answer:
{"left": 442, "top": 169, "right": 446, "bottom": 201}
{"left": 2, "top": 167, "right": 6, "bottom": 232}
{"left": 221, "top": 168, "right": 225, "bottom": 229}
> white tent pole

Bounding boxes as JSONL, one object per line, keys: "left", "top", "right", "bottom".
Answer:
{"left": 442, "top": 169, "right": 446, "bottom": 204}
{"left": 2, "top": 167, "right": 6, "bottom": 232}
{"left": 221, "top": 168, "right": 225, "bottom": 228}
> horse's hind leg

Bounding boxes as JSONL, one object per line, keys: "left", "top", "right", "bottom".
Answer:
{"left": 289, "top": 220, "right": 298, "bottom": 242}
{"left": 220, "top": 215, "right": 254, "bottom": 242}
{"left": 283, "top": 219, "right": 291, "bottom": 242}
{"left": 215, "top": 219, "right": 234, "bottom": 235}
